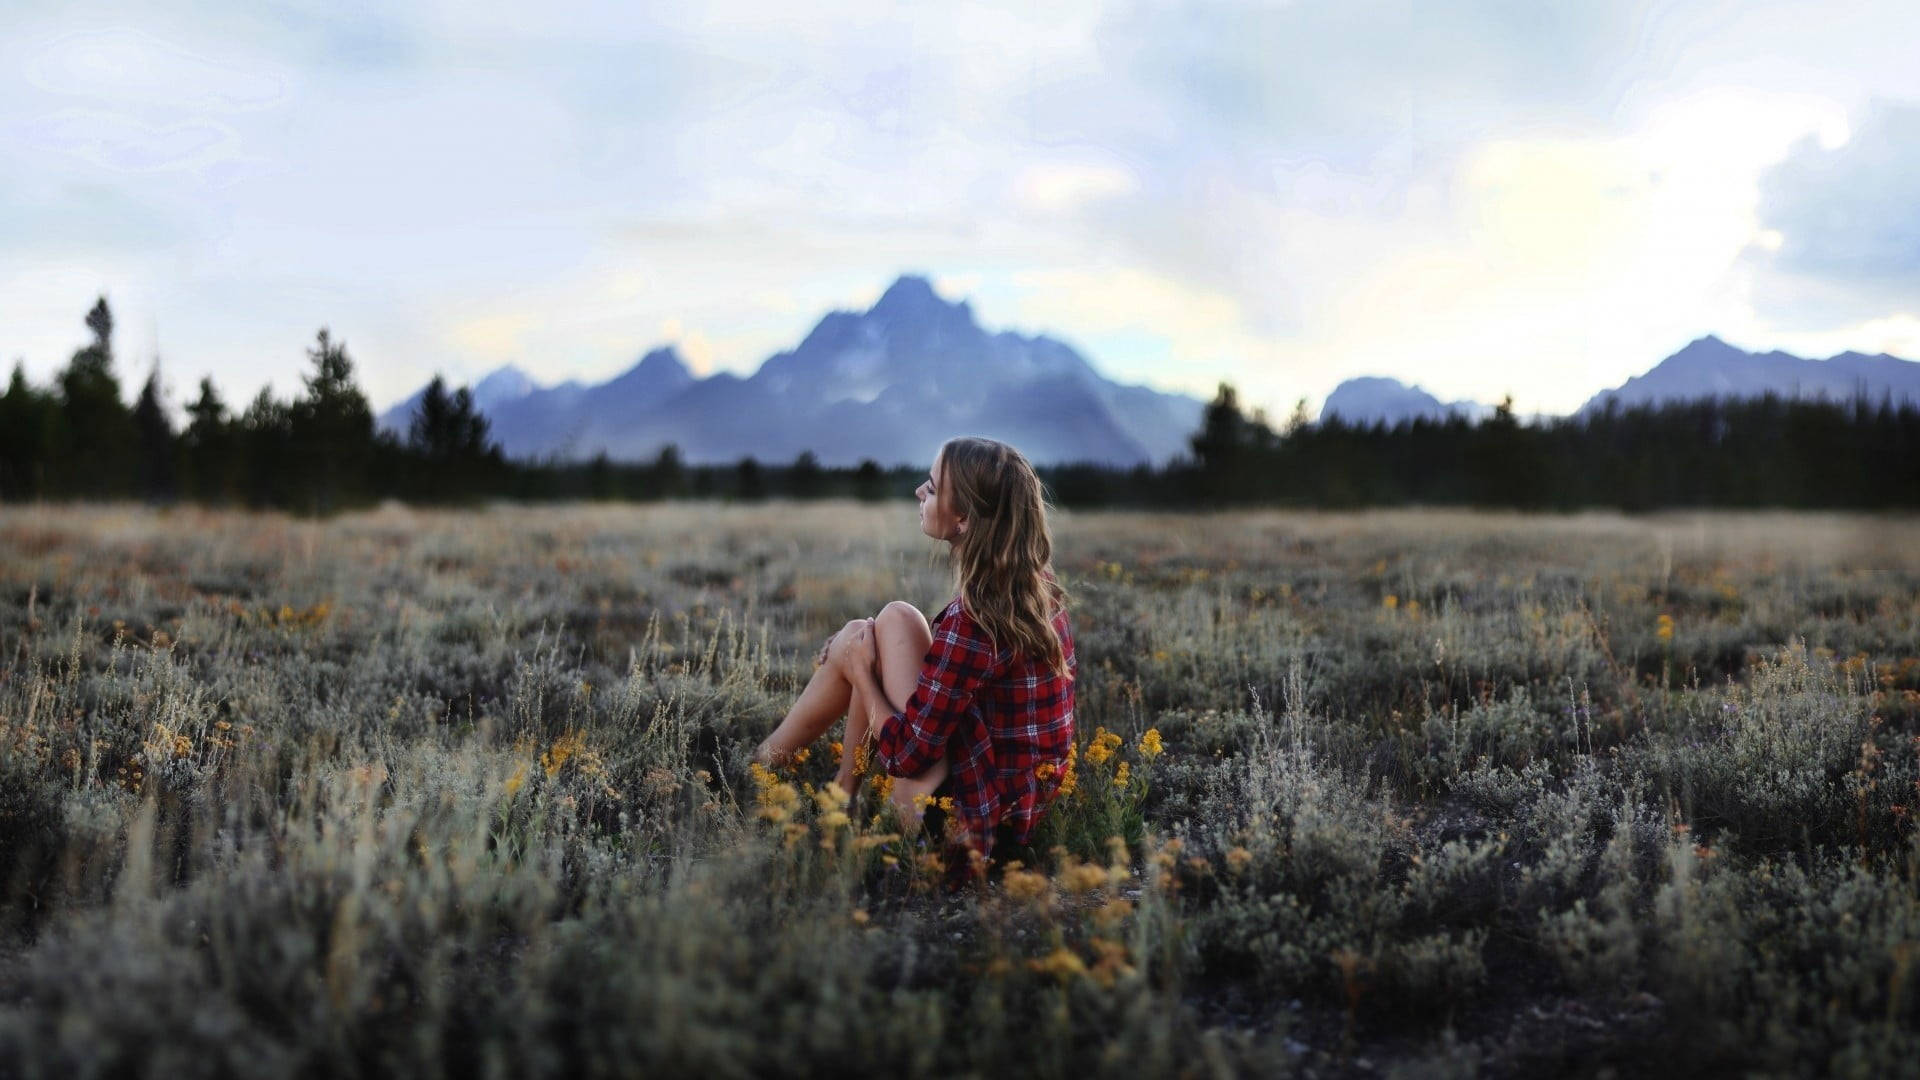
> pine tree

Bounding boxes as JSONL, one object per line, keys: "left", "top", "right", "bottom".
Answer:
{"left": 0, "top": 363, "right": 57, "bottom": 500}
{"left": 289, "top": 328, "right": 374, "bottom": 514}
{"left": 57, "top": 296, "right": 136, "bottom": 496}
{"left": 130, "top": 364, "right": 177, "bottom": 501}
{"left": 183, "top": 377, "right": 234, "bottom": 502}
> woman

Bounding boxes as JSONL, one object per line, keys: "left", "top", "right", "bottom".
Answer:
{"left": 752, "top": 436, "right": 1076, "bottom": 865}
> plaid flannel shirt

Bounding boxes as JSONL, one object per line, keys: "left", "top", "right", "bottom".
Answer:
{"left": 874, "top": 594, "right": 1076, "bottom": 861}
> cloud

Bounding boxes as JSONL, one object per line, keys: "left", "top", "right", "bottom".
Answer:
{"left": 23, "top": 26, "right": 290, "bottom": 112}
{"left": 1751, "top": 100, "right": 1920, "bottom": 324}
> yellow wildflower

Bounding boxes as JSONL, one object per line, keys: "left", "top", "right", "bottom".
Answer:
{"left": 1031, "top": 947, "right": 1086, "bottom": 981}
{"left": 1113, "top": 761, "right": 1131, "bottom": 789}
{"left": 504, "top": 763, "right": 527, "bottom": 798}
{"left": 1137, "top": 728, "right": 1163, "bottom": 758}
{"left": 1001, "top": 862, "right": 1051, "bottom": 904}
{"left": 1383, "top": 594, "right": 1398, "bottom": 610}
{"left": 819, "top": 810, "right": 850, "bottom": 829}
{"left": 1035, "top": 761, "right": 1058, "bottom": 781}
{"left": 1225, "top": 846, "right": 1253, "bottom": 874}
{"left": 1656, "top": 613, "right": 1675, "bottom": 642}
{"left": 1059, "top": 860, "right": 1109, "bottom": 895}
{"left": 937, "top": 796, "right": 954, "bottom": 813}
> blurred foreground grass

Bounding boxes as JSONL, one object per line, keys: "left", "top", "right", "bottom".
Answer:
{"left": 2, "top": 502, "right": 1918, "bottom": 1078}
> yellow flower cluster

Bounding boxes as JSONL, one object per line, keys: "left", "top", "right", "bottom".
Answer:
{"left": 1656, "top": 613, "right": 1675, "bottom": 642}
{"left": 749, "top": 761, "right": 801, "bottom": 823}
{"left": 1137, "top": 728, "right": 1163, "bottom": 758}
{"left": 1085, "top": 727, "right": 1123, "bottom": 765}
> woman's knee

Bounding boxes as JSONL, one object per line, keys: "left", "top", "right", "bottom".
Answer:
{"left": 875, "top": 600, "right": 927, "bottom": 634}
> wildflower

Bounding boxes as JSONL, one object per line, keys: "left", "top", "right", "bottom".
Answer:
{"left": 937, "top": 796, "right": 954, "bottom": 813}
{"left": 541, "top": 730, "right": 586, "bottom": 779}
{"left": 851, "top": 909, "right": 870, "bottom": 926}
{"left": 1030, "top": 947, "right": 1087, "bottom": 982}
{"left": 1225, "top": 846, "right": 1253, "bottom": 874}
{"left": 1088, "top": 938, "right": 1136, "bottom": 988}
{"left": 913, "top": 793, "right": 937, "bottom": 811}
{"left": 819, "top": 810, "right": 850, "bottom": 830}
{"left": 1137, "top": 728, "right": 1164, "bottom": 758}
{"left": 1035, "top": 761, "right": 1058, "bottom": 781}
{"left": 1001, "top": 862, "right": 1051, "bottom": 903}
{"left": 1085, "top": 727, "right": 1122, "bottom": 765}
{"left": 830, "top": 740, "right": 843, "bottom": 763}
{"left": 1113, "top": 761, "right": 1131, "bottom": 789}
{"left": 1383, "top": 594, "right": 1398, "bottom": 610}
{"left": 1059, "top": 860, "right": 1109, "bottom": 895}
{"left": 1656, "top": 613, "right": 1675, "bottom": 643}
{"left": 504, "top": 763, "right": 527, "bottom": 798}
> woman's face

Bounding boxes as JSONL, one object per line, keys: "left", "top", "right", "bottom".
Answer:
{"left": 916, "top": 454, "right": 965, "bottom": 542}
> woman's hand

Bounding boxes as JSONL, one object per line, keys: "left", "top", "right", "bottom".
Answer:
{"left": 826, "top": 617, "right": 877, "bottom": 677}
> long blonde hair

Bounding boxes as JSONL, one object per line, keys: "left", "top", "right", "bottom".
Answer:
{"left": 938, "top": 436, "right": 1070, "bottom": 678}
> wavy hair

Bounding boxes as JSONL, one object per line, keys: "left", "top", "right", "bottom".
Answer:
{"left": 937, "top": 436, "right": 1070, "bottom": 678}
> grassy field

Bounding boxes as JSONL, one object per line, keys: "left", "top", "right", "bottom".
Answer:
{"left": 2, "top": 501, "right": 1918, "bottom": 1078}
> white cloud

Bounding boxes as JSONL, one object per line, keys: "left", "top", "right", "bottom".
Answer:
{"left": 6, "top": 0, "right": 1920, "bottom": 424}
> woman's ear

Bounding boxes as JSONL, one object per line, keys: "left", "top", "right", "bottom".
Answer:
{"left": 955, "top": 517, "right": 968, "bottom": 536}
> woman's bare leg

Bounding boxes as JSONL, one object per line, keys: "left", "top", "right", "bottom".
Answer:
{"left": 867, "top": 601, "right": 950, "bottom": 828}
{"left": 752, "top": 619, "right": 863, "bottom": 767}
{"left": 833, "top": 677, "right": 869, "bottom": 796}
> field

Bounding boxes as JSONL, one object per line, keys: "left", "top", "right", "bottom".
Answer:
{"left": 2, "top": 502, "right": 1918, "bottom": 1078}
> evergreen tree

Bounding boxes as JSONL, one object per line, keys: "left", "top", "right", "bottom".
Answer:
{"left": 240, "top": 386, "right": 293, "bottom": 509}
{"left": 407, "top": 376, "right": 454, "bottom": 457}
{"left": 182, "top": 377, "right": 235, "bottom": 503}
{"left": 288, "top": 328, "right": 374, "bottom": 514}
{"left": 57, "top": 296, "right": 135, "bottom": 497}
{"left": 735, "top": 456, "right": 765, "bottom": 500}
{"left": 130, "top": 365, "right": 178, "bottom": 502}
{"left": 789, "top": 450, "right": 823, "bottom": 498}
{"left": 853, "top": 459, "right": 885, "bottom": 501}
{"left": 0, "top": 363, "right": 57, "bottom": 500}
{"left": 652, "top": 444, "right": 684, "bottom": 498}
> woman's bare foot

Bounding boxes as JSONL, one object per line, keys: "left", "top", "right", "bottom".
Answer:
{"left": 751, "top": 740, "right": 797, "bottom": 769}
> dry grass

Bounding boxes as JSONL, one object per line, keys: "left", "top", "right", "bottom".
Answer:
{"left": 2, "top": 501, "right": 1918, "bottom": 1078}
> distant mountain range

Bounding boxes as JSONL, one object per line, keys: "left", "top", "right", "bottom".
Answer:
{"left": 1318, "top": 377, "right": 1492, "bottom": 427}
{"left": 1316, "top": 336, "right": 1920, "bottom": 428}
{"left": 382, "top": 279, "right": 1920, "bottom": 460}
{"left": 1575, "top": 335, "right": 1920, "bottom": 414}
{"left": 378, "top": 274, "right": 1204, "bottom": 467}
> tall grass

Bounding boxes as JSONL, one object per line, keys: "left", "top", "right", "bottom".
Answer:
{"left": 2, "top": 502, "right": 1918, "bottom": 1076}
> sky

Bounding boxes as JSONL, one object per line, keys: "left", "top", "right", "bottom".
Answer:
{"left": 5, "top": 0, "right": 1920, "bottom": 420}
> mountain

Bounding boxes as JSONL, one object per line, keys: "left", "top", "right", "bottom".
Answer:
{"left": 379, "top": 363, "right": 538, "bottom": 438}
{"left": 1579, "top": 335, "right": 1920, "bottom": 414}
{"left": 1319, "top": 376, "right": 1490, "bottom": 427}
{"left": 380, "top": 274, "right": 1205, "bottom": 467}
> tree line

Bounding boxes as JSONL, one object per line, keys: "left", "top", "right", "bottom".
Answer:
{"left": 4, "top": 297, "right": 1916, "bottom": 513}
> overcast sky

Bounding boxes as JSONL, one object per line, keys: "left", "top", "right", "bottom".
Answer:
{"left": 6, "top": 0, "right": 1920, "bottom": 419}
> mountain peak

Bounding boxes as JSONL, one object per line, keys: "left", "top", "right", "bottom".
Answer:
{"left": 1322, "top": 376, "right": 1488, "bottom": 426}
{"left": 873, "top": 273, "right": 940, "bottom": 310}
{"left": 473, "top": 364, "right": 537, "bottom": 403}
{"left": 634, "top": 345, "right": 689, "bottom": 375}
{"left": 1580, "top": 336, "right": 1920, "bottom": 413}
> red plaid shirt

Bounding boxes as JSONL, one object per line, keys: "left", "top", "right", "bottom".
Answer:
{"left": 874, "top": 594, "right": 1076, "bottom": 860}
